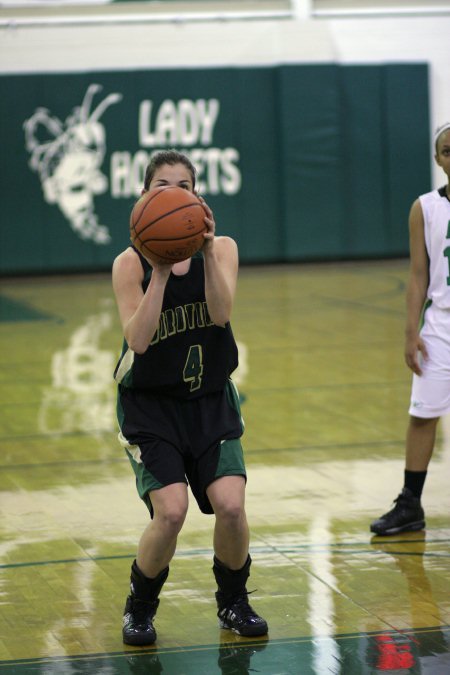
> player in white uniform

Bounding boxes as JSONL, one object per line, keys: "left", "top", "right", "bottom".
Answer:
{"left": 371, "top": 122, "right": 450, "bottom": 536}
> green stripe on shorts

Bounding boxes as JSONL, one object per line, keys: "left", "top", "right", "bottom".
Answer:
{"left": 126, "top": 448, "right": 163, "bottom": 499}
{"left": 225, "top": 379, "right": 245, "bottom": 432}
{"left": 215, "top": 438, "right": 246, "bottom": 479}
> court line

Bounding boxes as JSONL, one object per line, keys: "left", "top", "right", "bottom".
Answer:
{"left": 2, "top": 539, "right": 449, "bottom": 570}
{"left": 0, "top": 625, "right": 448, "bottom": 669}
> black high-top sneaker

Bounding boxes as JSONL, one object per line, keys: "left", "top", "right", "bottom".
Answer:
{"left": 213, "top": 554, "right": 267, "bottom": 637}
{"left": 370, "top": 487, "right": 425, "bottom": 536}
{"left": 216, "top": 590, "right": 268, "bottom": 637}
{"left": 122, "top": 596, "right": 159, "bottom": 646}
{"left": 122, "top": 561, "right": 169, "bottom": 646}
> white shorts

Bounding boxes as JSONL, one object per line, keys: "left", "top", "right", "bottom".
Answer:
{"left": 409, "top": 303, "right": 450, "bottom": 418}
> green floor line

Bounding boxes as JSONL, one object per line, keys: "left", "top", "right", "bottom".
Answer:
{"left": 2, "top": 538, "right": 449, "bottom": 570}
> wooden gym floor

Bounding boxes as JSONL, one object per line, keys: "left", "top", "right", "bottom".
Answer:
{"left": 1, "top": 259, "right": 449, "bottom": 674}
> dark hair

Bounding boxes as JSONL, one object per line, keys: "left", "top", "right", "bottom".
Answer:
{"left": 143, "top": 149, "right": 196, "bottom": 190}
{"left": 434, "top": 123, "right": 450, "bottom": 154}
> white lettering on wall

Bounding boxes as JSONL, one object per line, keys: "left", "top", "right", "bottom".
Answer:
{"left": 110, "top": 147, "right": 241, "bottom": 198}
{"left": 112, "top": 97, "right": 240, "bottom": 199}
{"left": 138, "top": 98, "right": 220, "bottom": 147}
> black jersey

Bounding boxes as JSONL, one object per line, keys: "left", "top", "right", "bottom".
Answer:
{"left": 114, "top": 248, "right": 239, "bottom": 399}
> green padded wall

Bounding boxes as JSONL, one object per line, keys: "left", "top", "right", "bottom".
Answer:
{"left": 0, "top": 63, "right": 429, "bottom": 274}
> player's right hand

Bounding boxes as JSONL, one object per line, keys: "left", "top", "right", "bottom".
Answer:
{"left": 404, "top": 334, "right": 428, "bottom": 376}
{"left": 143, "top": 254, "right": 173, "bottom": 275}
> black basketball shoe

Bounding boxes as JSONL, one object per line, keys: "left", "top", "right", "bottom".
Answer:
{"left": 370, "top": 487, "right": 425, "bottom": 536}
{"left": 216, "top": 591, "right": 268, "bottom": 637}
{"left": 122, "top": 595, "right": 159, "bottom": 646}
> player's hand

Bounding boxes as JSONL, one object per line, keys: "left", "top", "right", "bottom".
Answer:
{"left": 143, "top": 254, "right": 173, "bottom": 279}
{"left": 404, "top": 334, "right": 428, "bottom": 376}
{"left": 196, "top": 195, "right": 216, "bottom": 252}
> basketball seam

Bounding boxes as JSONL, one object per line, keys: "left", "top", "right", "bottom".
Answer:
{"left": 139, "top": 228, "right": 206, "bottom": 244}
{"left": 135, "top": 203, "right": 205, "bottom": 238}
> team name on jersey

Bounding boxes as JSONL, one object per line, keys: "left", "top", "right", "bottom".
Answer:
{"left": 150, "top": 301, "right": 214, "bottom": 345}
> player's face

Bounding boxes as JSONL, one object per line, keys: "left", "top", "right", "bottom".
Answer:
{"left": 148, "top": 163, "right": 194, "bottom": 193}
{"left": 435, "top": 130, "right": 450, "bottom": 178}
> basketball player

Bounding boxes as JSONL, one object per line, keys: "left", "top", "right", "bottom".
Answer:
{"left": 112, "top": 149, "right": 268, "bottom": 644}
{"left": 370, "top": 123, "right": 450, "bottom": 536}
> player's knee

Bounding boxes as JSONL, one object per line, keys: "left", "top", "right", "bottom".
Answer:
{"left": 157, "top": 504, "right": 188, "bottom": 534}
{"left": 214, "top": 499, "right": 245, "bottom": 527}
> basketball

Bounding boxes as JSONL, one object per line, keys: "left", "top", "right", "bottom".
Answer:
{"left": 130, "top": 186, "right": 207, "bottom": 264}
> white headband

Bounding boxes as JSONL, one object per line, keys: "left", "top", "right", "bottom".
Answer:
{"left": 434, "top": 122, "right": 450, "bottom": 141}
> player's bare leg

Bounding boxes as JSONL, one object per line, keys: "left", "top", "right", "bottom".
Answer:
{"left": 370, "top": 416, "right": 438, "bottom": 536}
{"left": 137, "top": 482, "right": 189, "bottom": 577}
{"left": 122, "top": 483, "right": 188, "bottom": 646}
{"left": 405, "top": 416, "right": 439, "bottom": 471}
{"left": 207, "top": 475, "right": 249, "bottom": 569}
{"left": 207, "top": 476, "right": 268, "bottom": 637}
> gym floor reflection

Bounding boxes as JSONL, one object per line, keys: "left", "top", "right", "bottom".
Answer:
{"left": 1, "top": 260, "right": 449, "bottom": 674}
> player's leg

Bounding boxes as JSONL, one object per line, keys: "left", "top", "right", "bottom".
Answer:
{"left": 206, "top": 474, "right": 268, "bottom": 637}
{"left": 137, "top": 482, "right": 189, "bottom": 576}
{"left": 204, "top": 380, "right": 249, "bottom": 569}
{"left": 405, "top": 415, "right": 438, "bottom": 471}
{"left": 119, "top": 407, "right": 189, "bottom": 646}
{"left": 370, "top": 313, "right": 450, "bottom": 536}
{"left": 123, "top": 482, "right": 189, "bottom": 645}
{"left": 370, "top": 370, "right": 445, "bottom": 536}
{"left": 207, "top": 475, "right": 249, "bottom": 569}
{"left": 186, "top": 383, "right": 268, "bottom": 636}
{"left": 369, "top": 415, "right": 438, "bottom": 536}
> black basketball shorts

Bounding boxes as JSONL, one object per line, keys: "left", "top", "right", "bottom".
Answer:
{"left": 117, "top": 380, "right": 246, "bottom": 516}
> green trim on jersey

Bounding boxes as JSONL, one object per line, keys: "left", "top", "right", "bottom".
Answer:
{"left": 420, "top": 298, "right": 433, "bottom": 329}
{"left": 114, "top": 347, "right": 134, "bottom": 386}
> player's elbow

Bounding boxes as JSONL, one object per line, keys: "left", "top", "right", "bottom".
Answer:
{"left": 125, "top": 333, "right": 150, "bottom": 355}
{"left": 131, "top": 343, "right": 149, "bottom": 355}
{"left": 209, "top": 307, "right": 232, "bottom": 327}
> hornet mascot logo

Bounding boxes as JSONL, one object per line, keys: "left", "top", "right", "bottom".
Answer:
{"left": 23, "top": 84, "right": 122, "bottom": 244}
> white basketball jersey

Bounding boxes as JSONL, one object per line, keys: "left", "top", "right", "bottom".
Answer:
{"left": 419, "top": 187, "right": 450, "bottom": 310}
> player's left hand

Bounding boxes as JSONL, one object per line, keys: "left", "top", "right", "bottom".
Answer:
{"left": 196, "top": 195, "right": 215, "bottom": 252}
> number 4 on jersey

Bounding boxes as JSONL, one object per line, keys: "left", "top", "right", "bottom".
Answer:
{"left": 183, "top": 345, "right": 204, "bottom": 392}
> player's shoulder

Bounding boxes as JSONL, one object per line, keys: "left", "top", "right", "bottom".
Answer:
{"left": 409, "top": 197, "right": 424, "bottom": 223}
{"left": 418, "top": 187, "right": 445, "bottom": 205}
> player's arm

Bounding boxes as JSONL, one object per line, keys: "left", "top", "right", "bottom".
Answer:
{"left": 198, "top": 198, "right": 238, "bottom": 326}
{"left": 203, "top": 236, "right": 239, "bottom": 326}
{"left": 404, "top": 198, "right": 429, "bottom": 375}
{"left": 112, "top": 247, "right": 171, "bottom": 354}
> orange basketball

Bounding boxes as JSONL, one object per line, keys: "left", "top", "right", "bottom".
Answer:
{"left": 130, "top": 186, "right": 207, "bottom": 264}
